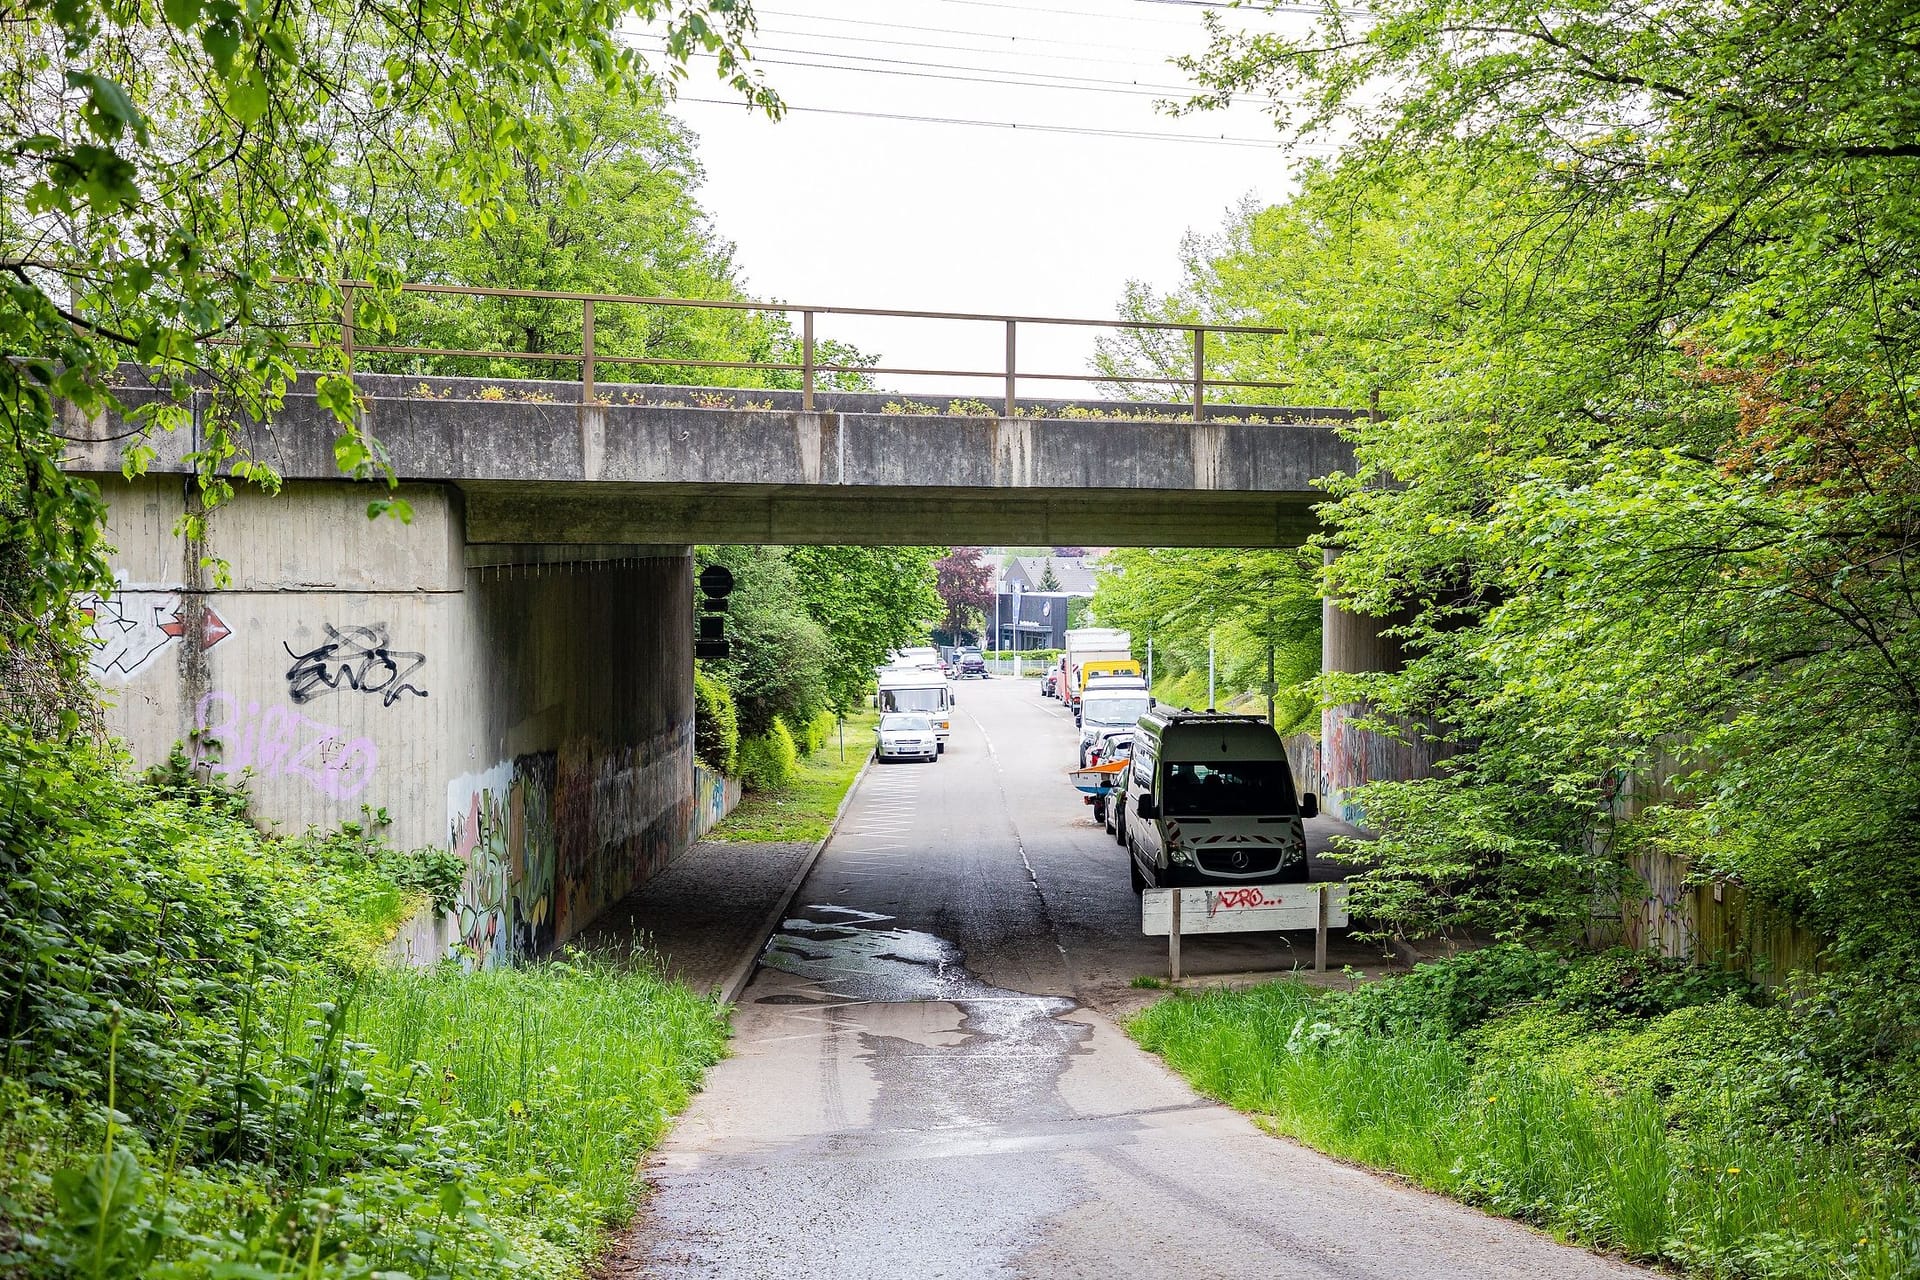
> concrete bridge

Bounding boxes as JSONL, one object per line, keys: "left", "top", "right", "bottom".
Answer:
{"left": 69, "top": 360, "right": 1424, "bottom": 969}
{"left": 69, "top": 373, "right": 1359, "bottom": 547}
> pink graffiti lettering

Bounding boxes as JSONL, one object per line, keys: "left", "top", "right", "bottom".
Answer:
{"left": 194, "top": 692, "right": 377, "bottom": 800}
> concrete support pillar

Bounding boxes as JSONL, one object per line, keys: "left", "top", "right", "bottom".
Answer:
{"left": 1320, "top": 593, "right": 1440, "bottom": 827}
{"left": 86, "top": 477, "right": 699, "bottom": 968}
{"left": 447, "top": 546, "right": 695, "bottom": 962}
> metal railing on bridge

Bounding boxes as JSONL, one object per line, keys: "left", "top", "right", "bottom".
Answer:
{"left": 325, "top": 281, "right": 1297, "bottom": 418}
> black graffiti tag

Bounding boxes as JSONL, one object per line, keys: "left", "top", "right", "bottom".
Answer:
{"left": 284, "top": 624, "right": 429, "bottom": 707}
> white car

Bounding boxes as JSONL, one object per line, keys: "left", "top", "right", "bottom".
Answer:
{"left": 874, "top": 712, "right": 940, "bottom": 763}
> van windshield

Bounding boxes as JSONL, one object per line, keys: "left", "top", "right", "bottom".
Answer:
{"left": 880, "top": 688, "right": 946, "bottom": 713}
{"left": 1163, "top": 760, "right": 1298, "bottom": 816}
{"left": 1082, "top": 696, "right": 1150, "bottom": 728}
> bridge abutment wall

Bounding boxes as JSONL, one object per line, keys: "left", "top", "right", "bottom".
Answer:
{"left": 1320, "top": 599, "right": 1445, "bottom": 825}
{"left": 86, "top": 476, "right": 694, "bottom": 966}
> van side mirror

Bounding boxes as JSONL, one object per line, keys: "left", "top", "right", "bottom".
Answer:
{"left": 1301, "top": 793, "right": 1319, "bottom": 820}
{"left": 1136, "top": 795, "right": 1159, "bottom": 820}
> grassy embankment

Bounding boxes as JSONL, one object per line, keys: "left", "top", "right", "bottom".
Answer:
{"left": 712, "top": 707, "right": 878, "bottom": 843}
{"left": 0, "top": 738, "right": 727, "bottom": 1280}
{"left": 1130, "top": 947, "right": 1920, "bottom": 1279}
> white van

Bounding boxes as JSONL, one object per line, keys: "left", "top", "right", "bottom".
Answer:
{"left": 876, "top": 667, "right": 953, "bottom": 751}
{"left": 1076, "top": 679, "right": 1151, "bottom": 766}
{"left": 1122, "top": 709, "right": 1319, "bottom": 893}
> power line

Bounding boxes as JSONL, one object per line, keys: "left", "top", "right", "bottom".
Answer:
{"left": 927, "top": 0, "right": 1205, "bottom": 26}
{"left": 752, "top": 24, "right": 1193, "bottom": 71}
{"left": 671, "top": 96, "right": 1312, "bottom": 151}
{"left": 636, "top": 39, "right": 1239, "bottom": 100}
{"left": 751, "top": 8, "right": 1189, "bottom": 53}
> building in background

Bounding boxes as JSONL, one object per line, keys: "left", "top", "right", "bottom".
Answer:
{"left": 991, "top": 554, "right": 1104, "bottom": 650}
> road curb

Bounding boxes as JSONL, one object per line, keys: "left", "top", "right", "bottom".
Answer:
{"left": 716, "top": 749, "right": 876, "bottom": 1008}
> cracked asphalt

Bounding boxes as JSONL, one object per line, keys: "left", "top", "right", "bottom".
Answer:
{"left": 613, "top": 678, "right": 1652, "bottom": 1279}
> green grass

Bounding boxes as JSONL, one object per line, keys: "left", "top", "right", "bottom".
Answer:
{"left": 346, "top": 956, "right": 728, "bottom": 1267}
{"left": 711, "top": 708, "right": 878, "bottom": 843}
{"left": 1131, "top": 981, "right": 1919, "bottom": 1279}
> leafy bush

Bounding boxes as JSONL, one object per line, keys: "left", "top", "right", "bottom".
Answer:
{"left": 0, "top": 731, "right": 728, "bottom": 1279}
{"left": 1551, "top": 946, "right": 1751, "bottom": 1023}
{"left": 1338, "top": 943, "right": 1570, "bottom": 1037}
{"left": 795, "top": 710, "right": 836, "bottom": 755}
{"left": 693, "top": 668, "right": 739, "bottom": 774}
{"left": 736, "top": 718, "right": 799, "bottom": 792}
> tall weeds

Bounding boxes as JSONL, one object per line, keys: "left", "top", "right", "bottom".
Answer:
{"left": 1132, "top": 981, "right": 1920, "bottom": 1279}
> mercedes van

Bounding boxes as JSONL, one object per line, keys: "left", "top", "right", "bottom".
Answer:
{"left": 1122, "top": 709, "right": 1319, "bottom": 893}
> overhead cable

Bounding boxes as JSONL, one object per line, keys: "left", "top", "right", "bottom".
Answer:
{"left": 669, "top": 96, "right": 1315, "bottom": 151}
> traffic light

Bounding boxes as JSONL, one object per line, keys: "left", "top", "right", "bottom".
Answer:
{"left": 695, "top": 564, "right": 733, "bottom": 660}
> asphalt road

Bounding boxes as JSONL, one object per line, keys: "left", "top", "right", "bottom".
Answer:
{"left": 617, "top": 677, "right": 1650, "bottom": 1279}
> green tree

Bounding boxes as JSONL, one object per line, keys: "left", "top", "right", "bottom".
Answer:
{"left": 1, "top": 0, "right": 772, "bottom": 681}
{"left": 366, "top": 78, "right": 877, "bottom": 389}
{"left": 699, "top": 546, "right": 832, "bottom": 738}
{"left": 1140, "top": 0, "right": 1920, "bottom": 953}
{"left": 1093, "top": 548, "right": 1321, "bottom": 729}
{"left": 786, "top": 546, "right": 944, "bottom": 712}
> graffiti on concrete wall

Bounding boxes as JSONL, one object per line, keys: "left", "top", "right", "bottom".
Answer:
{"left": 445, "top": 730, "right": 693, "bottom": 967}
{"left": 285, "top": 623, "right": 429, "bottom": 707}
{"left": 193, "top": 691, "right": 378, "bottom": 800}
{"left": 80, "top": 587, "right": 230, "bottom": 679}
{"left": 446, "top": 756, "right": 559, "bottom": 968}
{"left": 689, "top": 762, "right": 742, "bottom": 842}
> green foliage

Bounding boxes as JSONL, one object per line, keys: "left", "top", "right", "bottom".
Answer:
{"left": 1337, "top": 943, "right": 1570, "bottom": 1038}
{"left": 737, "top": 719, "right": 800, "bottom": 793}
{"left": 692, "top": 669, "right": 739, "bottom": 775}
{"left": 700, "top": 547, "right": 834, "bottom": 738}
{"left": 1092, "top": 547, "right": 1321, "bottom": 730}
{"left": 363, "top": 78, "right": 876, "bottom": 391}
{"left": 786, "top": 546, "right": 945, "bottom": 713}
{"left": 1109, "top": 0, "right": 1920, "bottom": 956}
{"left": 1, "top": 0, "right": 772, "bottom": 666}
{"left": 793, "top": 711, "right": 837, "bottom": 756}
{"left": 712, "top": 708, "right": 876, "bottom": 843}
{"left": 701, "top": 545, "right": 942, "bottom": 729}
{"left": 0, "top": 731, "right": 727, "bottom": 1279}
{"left": 1132, "top": 947, "right": 1920, "bottom": 1278}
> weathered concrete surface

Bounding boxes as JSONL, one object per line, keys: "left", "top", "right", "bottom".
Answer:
{"left": 1321, "top": 596, "right": 1447, "bottom": 827}
{"left": 86, "top": 476, "right": 698, "bottom": 966}
{"left": 66, "top": 374, "right": 1358, "bottom": 547}
{"left": 568, "top": 839, "right": 817, "bottom": 997}
{"left": 614, "top": 678, "right": 1651, "bottom": 1278}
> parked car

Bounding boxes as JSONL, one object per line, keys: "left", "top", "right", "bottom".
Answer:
{"left": 874, "top": 712, "right": 940, "bottom": 764}
{"left": 1122, "top": 710, "right": 1318, "bottom": 893}
{"left": 1086, "top": 729, "right": 1132, "bottom": 827}
{"left": 1041, "top": 670, "right": 1058, "bottom": 698}
{"left": 954, "top": 647, "right": 988, "bottom": 679}
{"left": 1077, "top": 681, "right": 1152, "bottom": 765}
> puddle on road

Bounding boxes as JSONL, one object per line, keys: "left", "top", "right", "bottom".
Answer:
{"left": 757, "top": 902, "right": 1093, "bottom": 1136}
{"left": 762, "top": 904, "right": 1061, "bottom": 1007}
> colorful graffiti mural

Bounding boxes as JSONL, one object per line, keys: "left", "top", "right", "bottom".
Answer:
{"left": 81, "top": 586, "right": 230, "bottom": 679}
{"left": 445, "top": 728, "right": 694, "bottom": 968}
{"left": 446, "top": 756, "right": 559, "bottom": 968}
{"left": 194, "top": 691, "right": 377, "bottom": 800}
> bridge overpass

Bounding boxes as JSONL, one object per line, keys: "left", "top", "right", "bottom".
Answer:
{"left": 67, "top": 291, "right": 1426, "bottom": 967}
{"left": 69, "top": 374, "right": 1357, "bottom": 547}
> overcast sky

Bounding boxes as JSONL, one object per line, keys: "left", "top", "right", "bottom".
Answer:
{"left": 631, "top": 0, "right": 1319, "bottom": 399}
